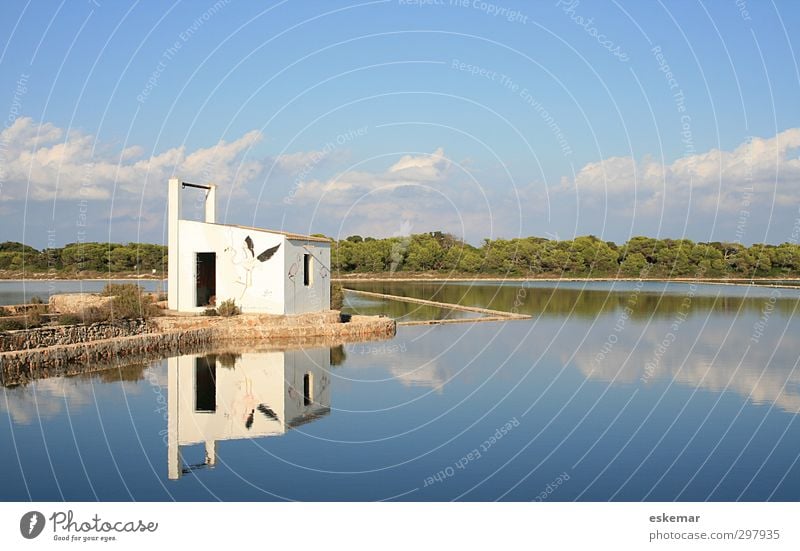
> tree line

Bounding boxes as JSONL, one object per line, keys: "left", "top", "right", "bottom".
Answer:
{"left": 0, "top": 241, "right": 167, "bottom": 274}
{"left": 333, "top": 233, "right": 800, "bottom": 278}
{"left": 2, "top": 233, "right": 799, "bottom": 278}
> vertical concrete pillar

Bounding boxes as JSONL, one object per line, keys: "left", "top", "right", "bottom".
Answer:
{"left": 205, "top": 184, "right": 216, "bottom": 224}
{"left": 167, "top": 356, "right": 181, "bottom": 480}
{"left": 168, "top": 178, "right": 181, "bottom": 311}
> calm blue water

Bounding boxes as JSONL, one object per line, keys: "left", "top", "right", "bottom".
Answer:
{"left": 2, "top": 281, "right": 799, "bottom": 501}
{"left": 0, "top": 280, "right": 165, "bottom": 306}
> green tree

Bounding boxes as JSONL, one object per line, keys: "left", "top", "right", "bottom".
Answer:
{"left": 620, "top": 252, "right": 648, "bottom": 276}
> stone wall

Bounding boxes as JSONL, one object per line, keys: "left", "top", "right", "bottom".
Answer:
{"left": 0, "top": 328, "right": 214, "bottom": 386}
{"left": 48, "top": 293, "right": 113, "bottom": 314}
{"left": 0, "top": 319, "right": 150, "bottom": 352}
{"left": 213, "top": 315, "right": 396, "bottom": 342}
{"left": 0, "top": 311, "right": 396, "bottom": 385}
{"left": 151, "top": 311, "right": 395, "bottom": 342}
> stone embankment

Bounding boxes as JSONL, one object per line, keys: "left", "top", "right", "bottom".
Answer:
{"left": 152, "top": 312, "right": 396, "bottom": 341}
{"left": 1, "top": 328, "right": 213, "bottom": 386}
{"left": 0, "top": 311, "right": 395, "bottom": 386}
{"left": 0, "top": 319, "right": 149, "bottom": 352}
{"left": 48, "top": 293, "right": 113, "bottom": 314}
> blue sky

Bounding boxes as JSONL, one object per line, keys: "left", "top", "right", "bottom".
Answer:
{"left": 1, "top": 0, "right": 798, "bottom": 248}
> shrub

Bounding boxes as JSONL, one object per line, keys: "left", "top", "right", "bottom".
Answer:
{"left": 57, "top": 306, "right": 111, "bottom": 326}
{"left": 0, "top": 312, "right": 42, "bottom": 330}
{"left": 330, "top": 345, "right": 347, "bottom": 366}
{"left": 102, "top": 283, "right": 158, "bottom": 320}
{"left": 57, "top": 314, "right": 83, "bottom": 326}
{"left": 26, "top": 311, "right": 43, "bottom": 328}
{"left": 203, "top": 308, "right": 218, "bottom": 316}
{"left": 216, "top": 299, "right": 240, "bottom": 317}
{"left": 331, "top": 282, "right": 344, "bottom": 310}
{"left": 0, "top": 319, "right": 25, "bottom": 331}
{"left": 100, "top": 283, "right": 134, "bottom": 296}
{"left": 82, "top": 306, "right": 111, "bottom": 323}
{"left": 216, "top": 352, "right": 241, "bottom": 368}
{"left": 0, "top": 307, "right": 9, "bottom": 317}
{"left": 29, "top": 296, "right": 44, "bottom": 305}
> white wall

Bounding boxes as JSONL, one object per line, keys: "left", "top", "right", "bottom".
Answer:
{"left": 283, "top": 348, "right": 332, "bottom": 425}
{"left": 167, "top": 348, "right": 332, "bottom": 479}
{"left": 168, "top": 178, "right": 330, "bottom": 314}
{"left": 175, "top": 220, "right": 286, "bottom": 314}
{"left": 283, "top": 239, "right": 331, "bottom": 315}
{"left": 174, "top": 351, "right": 287, "bottom": 447}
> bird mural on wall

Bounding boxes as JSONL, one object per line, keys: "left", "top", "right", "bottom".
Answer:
{"left": 257, "top": 404, "right": 279, "bottom": 422}
{"left": 244, "top": 236, "right": 281, "bottom": 262}
{"left": 245, "top": 404, "right": 281, "bottom": 430}
{"left": 225, "top": 233, "right": 281, "bottom": 301}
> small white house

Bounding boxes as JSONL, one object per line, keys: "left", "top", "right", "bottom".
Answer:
{"left": 167, "top": 178, "right": 331, "bottom": 314}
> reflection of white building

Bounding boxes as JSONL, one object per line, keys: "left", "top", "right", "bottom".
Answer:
{"left": 167, "top": 348, "right": 331, "bottom": 480}
{"left": 167, "top": 178, "right": 331, "bottom": 314}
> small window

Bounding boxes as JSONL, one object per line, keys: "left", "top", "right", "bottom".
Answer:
{"left": 303, "top": 254, "right": 312, "bottom": 286}
{"left": 303, "top": 373, "right": 313, "bottom": 406}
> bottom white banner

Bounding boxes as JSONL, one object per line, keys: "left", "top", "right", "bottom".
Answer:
{"left": 0, "top": 502, "right": 796, "bottom": 550}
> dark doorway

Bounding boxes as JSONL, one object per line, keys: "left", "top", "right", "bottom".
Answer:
{"left": 196, "top": 252, "right": 216, "bottom": 307}
{"left": 195, "top": 356, "right": 217, "bottom": 412}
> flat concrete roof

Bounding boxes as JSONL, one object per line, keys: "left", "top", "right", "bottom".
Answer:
{"left": 208, "top": 222, "right": 332, "bottom": 244}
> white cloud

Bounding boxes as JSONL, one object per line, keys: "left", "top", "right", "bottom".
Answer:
{"left": 0, "top": 377, "right": 93, "bottom": 424}
{"left": 558, "top": 128, "right": 800, "bottom": 214}
{"left": 273, "top": 147, "right": 350, "bottom": 173}
{"left": 292, "top": 147, "right": 452, "bottom": 205}
{"left": 0, "top": 117, "right": 264, "bottom": 202}
{"left": 390, "top": 359, "right": 452, "bottom": 393}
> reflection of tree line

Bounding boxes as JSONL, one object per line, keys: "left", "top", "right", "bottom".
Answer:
{"left": 4, "top": 345, "right": 349, "bottom": 388}
{"left": 81, "top": 362, "right": 150, "bottom": 383}
{"left": 345, "top": 282, "right": 800, "bottom": 319}
{"left": 344, "top": 297, "right": 478, "bottom": 322}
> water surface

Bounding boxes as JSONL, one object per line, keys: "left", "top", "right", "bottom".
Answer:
{"left": 2, "top": 280, "right": 799, "bottom": 501}
{"left": 0, "top": 279, "right": 165, "bottom": 306}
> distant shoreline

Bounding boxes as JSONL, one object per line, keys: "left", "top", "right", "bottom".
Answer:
{"left": 335, "top": 275, "right": 800, "bottom": 288}
{"left": 1, "top": 273, "right": 799, "bottom": 290}
{"left": 1, "top": 273, "right": 798, "bottom": 282}
{"left": 0, "top": 273, "right": 165, "bottom": 282}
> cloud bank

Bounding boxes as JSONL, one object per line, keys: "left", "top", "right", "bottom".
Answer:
{"left": 1, "top": 116, "right": 798, "bottom": 245}
{"left": 558, "top": 128, "right": 800, "bottom": 215}
{"left": 0, "top": 117, "right": 263, "bottom": 202}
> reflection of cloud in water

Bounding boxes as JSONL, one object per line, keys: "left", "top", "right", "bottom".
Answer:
{"left": 573, "top": 322, "right": 800, "bottom": 414}
{"left": 1, "top": 378, "right": 94, "bottom": 425}
{"left": 389, "top": 360, "right": 452, "bottom": 393}
{"left": 1, "top": 365, "right": 157, "bottom": 424}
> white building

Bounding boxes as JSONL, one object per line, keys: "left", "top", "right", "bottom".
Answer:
{"left": 167, "top": 178, "right": 331, "bottom": 314}
{"left": 166, "top": 348, "right": 332, "bottom": 480}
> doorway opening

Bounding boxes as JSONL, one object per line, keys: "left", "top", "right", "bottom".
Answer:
{"left": 195, "top": 356, "right": 217, "bottom": 413}
{"left": 196, "top": 252, "right": 216, "bottom": 307}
